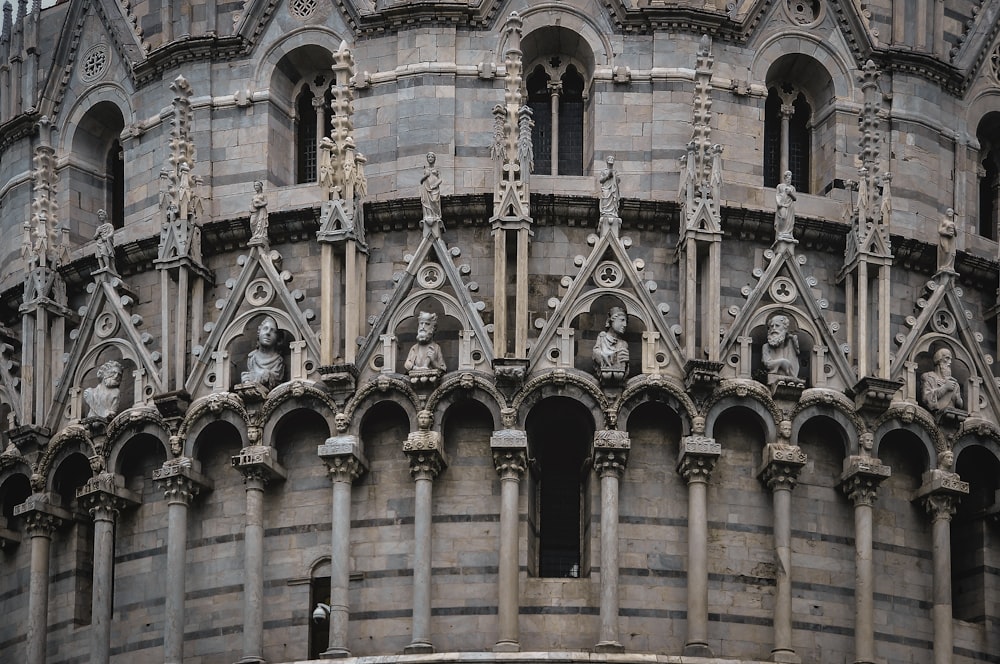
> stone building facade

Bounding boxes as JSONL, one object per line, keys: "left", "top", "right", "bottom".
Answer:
{"left": 0, "top": 1, "right": 999, "bottom": 663}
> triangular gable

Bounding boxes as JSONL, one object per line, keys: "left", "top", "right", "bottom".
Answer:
{"left": 530, "top": 230, "right": 685, "bottom": 377}
{"left": 46, "top": 268, "right": 164, "bottom": 431}
{"left": 890, "top": 272, "right": 1000, "bottom": 425}
{"left": 948, "top": 0, "right": 1000, "bottom": 78}
{"left": 720, "top": 246, "right": 855, "bottom": 390}
{"left": 356, "top": 224, "right": 494, "bottom": 378}
{"left": 38, "top": 0, "right": 144, "bottom": 119}
{"left": 187, "top": 245, "right": 322, "bottom": 396}
{"left": 733, "top": 0, "right": 875, "bottom": 60}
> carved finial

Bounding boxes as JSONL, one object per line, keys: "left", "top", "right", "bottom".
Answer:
{"left": 2, "top": 3, "right": 12, "bottom": 43}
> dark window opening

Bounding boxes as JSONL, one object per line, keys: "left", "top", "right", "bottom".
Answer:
{"left": 951, "top": 447, "right": 999, "bottom": 622}
{"left": 763, "top": 88, "right": 782, "bottom": 188}
{"left": 106, "top": 139, "right": 124, "bottom": 229}
{"left": 527, "top": 66, "right": 552, "bottom": 176}
{"left": 789, "top": 94, "right": 811, "bottom": 194}
{"left": 309, "top": 576, "right": 332, "bottom": 658}
{"left": 296, "top": 88, "right": 318, "bottom": 184}
{"left": 558, "top": 66, "right": 585, "bottom": 176}
{"left": 979, "top": 149, "right": 998, "bottom": 239}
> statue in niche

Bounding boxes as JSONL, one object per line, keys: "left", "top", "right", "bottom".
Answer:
{"left": 774, "top": 170, "right": 797, "bottom": 242}
{"left": 937, "top": 208, "right": 957, "bottom": 274}
{"left": 598, "top": 155, "right": 621, "bottom": 219}
{"left": 83, "top": 359, "right": 123, "bottom": 419}
{"left": 94, "top": 209, "right": 116, "bottom": 272}
{"left": 241, "top": 316, "right": 284, "bottom": 389}
{"left": 248, "top": 181, "right": 269, "bottom": 247}
{"left": 921, "top": 347, "right": 964, "bottom": 412}
{"left": 761, "top": 314, "right": 800, "bottom": 384}
{"left": 177, "top": 161, "right": 193, "bottom": 221}
{"left": 420, "top": 152, "right": 442, "bottom": 222}
{"left": 319, "top": 137, "right": 336, "bottom": 195}
{"left": 593, "top": 306, "right": 629, "bottom": 379}
{"left": 405, "top": 311, "right": 447, "bottom": 380}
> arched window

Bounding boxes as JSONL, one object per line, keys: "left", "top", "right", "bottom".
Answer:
{"left": 105, "top": 139, "right": 124, "bottom": 229}
{"left": 296, "top": 87, "right": 319, "bottom": 184}
{"left": 69, "top": 101, "right": 126, "bottom": 239}
{"left": 521, "top": 27, "right": 595, "bottom": 177}
{"left": 763, "top": 86, "right": 811, "bottom": 193}
{"left": 976, "top": 114, "right": 1000, "bottom": 239}
{"left": 528, "top": 397, "right": 594, "bottom": 577}
{"left": 951, "top": 446, "right": 1000, "bottom": 622}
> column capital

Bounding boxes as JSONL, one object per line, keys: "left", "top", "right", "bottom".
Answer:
{"left": 154, "top": 457, "right": 213, "bottom": 505}
{"left": 77, "top": 473, "right": 139, "bottom": 521}
{"left": 915, "top": 468, "right": 968, "bottom": 521}
{"left": 593, "top": 429, "right": 630, "bottom": 478}
{"left": 14, "top": 493, "right": 70, "bottom": 537}
{"left": 491, "top": 429, "right": 528, "bottom": 480}
{"left": 840, "top": 455, "right": 891, "bottom": 506}
{"left": 406, "top": 449, "right": 447, "bottom": 481}
{"left": 677, "top": 435, "right": 721, "bottom": 485}
{"left": 319, "top": 434, "right": 368, "bottom": 483}
{"left": 232, "top": 445, "right": 287, "bottom": 487}
{"left": 757, "top": 443, "right": 807, "bottom": 492}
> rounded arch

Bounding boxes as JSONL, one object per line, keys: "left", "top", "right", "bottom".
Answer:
{"left": 261, "top": 381, "right": 338, "bottom": 444}
{"left": 703, "top": 382, "right": 780, "bottom": 441}
{"left": 254, "top": 27, "right": 346, "bottom": 92}
{"left": 114, "top": 431, "right": 169, "bottom": 494}
{"left": 0, "top": 468, "right": 32, "bottom": 524}
{"left": 964, "top": 89, "right": 1000, "bottom": 138}
{"left": 872, "top": 418, "right": 938, "bottom": 472}
{"left": 426, "top": 372, "right": 505, "bottom": 432}
{"left": 750, "top": 32, "right": 854, "bottom": 101}
{"left": 59, "top": 84, "right": 135, "bottom": 155}
{"left": 617, "top": 378, "right": 696, "bottom": 435}
{"left": 952, "top": 427, "right": 1000, "bottom": 467}
{"left": 36, "top": 425, "right": 93, "bottom": 490}
{"left": 107, "top": 420, "right": 172, "bottom": 474}
{"left": 179, "top": 394, "right": 251, "bottom": 458}
{"left": 48, "top": 447, "right": 95, "bottom": 508}
{"left": 791, "top": 393, "right": 863, "bottom": 456}
{"left": 345, "top": 377, "right": 420, "bottom": 437}
{"left": 512, "top": 370, "right": 607, "bottom": 430}
{"left": 497, "top": 5, "right": 610, "bottom": 69}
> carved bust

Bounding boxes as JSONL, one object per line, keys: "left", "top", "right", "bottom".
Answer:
{"left": 241, "top": 316, "right": 284, "bottom": 389}
{"left": 405, "top": 311, "right": 446, "bottom": 377}
{"left": 593, "top": 306, "right": 629, "bottom": 380}
{"left": 921, "top": 347, "right": 963, "bottom": 412}
{"left": 83, "top": 360, "right": 123, "bottom": 419}
{"left": 761, "top": 314, "right": 800, "bottom": 384}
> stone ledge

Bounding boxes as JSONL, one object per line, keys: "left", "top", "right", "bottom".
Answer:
{"left": 273, "top": 653, "right": 778, "bottom": 664}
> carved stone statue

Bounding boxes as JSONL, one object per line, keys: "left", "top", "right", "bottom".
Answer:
{"left": 761, "top": 314, "right": 800, "bottom": 383}
{"left": 774, "top": 170, "right": 797, "bottom": 242}
{"left": 241, "top": 316, "right": 284, "bottom": 389}
{"left": 177, "top": 161, "right": 193, "bottom": 221}
{"left": 921, "top": 347, "right": 963, "bottom": 412}
{"left": 94, "top": 210, "right": 116, "bottom": 273}
{"left": 83, "top": 359, "right": 123, "bottom": 419}
{"left": 937, "top": 208, "right": 957, "bottom": 274}
{"left": 248, "top": 180, "right": 268, "bottom": 247}
{"left": 420, "top": 152, "right": 442, "bottom": 222}
{"left": 598, "top": 155, "right": 621, "bottom": 219}
{"left": 405, "top": 311, "right": 446, "bottom": 379}
{"left": 593, "top": 306, "right": 629, "bottom": 379}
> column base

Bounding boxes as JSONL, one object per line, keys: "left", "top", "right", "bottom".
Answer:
{"left": 682, "top": 642, "right": 714, "bottom": 657}
{"left": 403, "top": 641, "right": 434, "bottom": 654}
{"left": 595, "top": 640, "right": 624, "bottom": 653}
{"left": 772, "top": 649, "right": 801, "bottom": 663}
{"left": 235, "top": 657, "right": 266, "bottom": 664}
{"left": 493, "top": 640, "right": 520, "bottom": 653}
{"left": 320, "top": 646, "right": 352, "bottom": 659}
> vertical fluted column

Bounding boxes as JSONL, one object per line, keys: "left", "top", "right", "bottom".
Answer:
{"left": 490, "top": 427, "right": 528, "bottom": 652}
{"left": 593, "top": 430, "right": 630, "bottom": 653}
{"left": 15, "top": 494, "right": 68, "bottom": 664}
{"left": 318, "top": 427, "right": 367, "bottom": 658}
{"left": 758, "top": 443, "right": 807, "bottom": 663}
{"left": 677, "top": 435, "right": 721, "bottom": 658}
{"left": 841, "top": 456, "right": 891, "bottom": 664}
{"left": 917, "top": 469, "right": 968, "bottom": 664}
{"left": 154, "top": 459, "right": 211, "bottom": 664}
{"left": 77, "top": 474, "right": 139, "bottom": 664}
{"left": 403, "top": 412, "right": 447, "bottom": 654}
{"left": 233, "top": 445, "right": 286, "bottom": 664}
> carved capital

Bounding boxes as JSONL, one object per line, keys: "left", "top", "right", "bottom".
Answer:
{"left": 403, "top": 429, "right": 442, "bottom": 453}
{"left": 758, "top": 444, "right": 807, "bottom": 491}
{"left": 405, "top": 449, "right": 447, "bottom": 481}
{"left": 921, "top": 493, "right": 958, "bottom": 521}
{"left": 77, "top": 474, "right": 139, "bottom": 522}
{"left": 232, "top": 445, "right": 287, "bottom": 486}
{"left": 16, "top": 496, "right": 68, "bottom": 538}
{"left": 677, "top": 435, "right": 721, "bottom": 485}
{"left": 491, "top": 429, "right": 528, "bottom": 480}
{"left": 915, "top": 469, "right": 968, "bottom": 521}
{"left": 840, "top": 455, "right": 891, "bottom": 506}
{"left": 594, "top": 448, "right": 629, "bottom": 479}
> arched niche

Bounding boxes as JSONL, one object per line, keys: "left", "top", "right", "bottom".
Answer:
{"left": 65, "top": 98, "right": 128, "bottom": 239}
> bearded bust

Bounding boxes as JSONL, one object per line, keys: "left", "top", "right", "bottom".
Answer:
{"left": 921, "top": 347, "right": 963, "bottom": 413}
{"left": 761, "top": 314, "right": 800, "bottom": 384}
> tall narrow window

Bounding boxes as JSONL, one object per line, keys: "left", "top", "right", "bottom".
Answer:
{"left": 976, "top": 115, "right": 1000, "bottom": 239}
{"left": 527, "top": 66, "right": 552, "bottom": 176}
{"left": 762, "top": 86, "right": 811, "bottom": 193}
{"left": 951, "top": 446, "right": 999, "bottom": 621}
{"left": 105, "top": 139, "right": 124, "bottom": 229}
{"left": 763, "top": 89, "right": 782, "bottom": 187}
{"left": 559, "top": 66, "right": 585, "bottom": 176}
{"left": 788, "top": 94, "right": 811, "bottom": 193}
{"left": 296, "top": 88, "right": 318, "bottom": 184}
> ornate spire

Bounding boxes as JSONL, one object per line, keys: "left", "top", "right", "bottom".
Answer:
{"left": 491, "top": 11, "right": 532, "bottom": 223}
{"left": 2, "top": 3, "right": 12, "bottom": 44}
{"left": 847, "top": 60, "right": 891, "bottom": 261}
{"left": 24, "top": 116, "right": 64, "bottom": 271}
{"left": 678, "top": 35, "right": 722, "bottom": 232}
{"left": 691, "top": 35, "right": 714, "bottom": 189}
{"left": 157, "top": 75, "right": 204, "bottom": 263}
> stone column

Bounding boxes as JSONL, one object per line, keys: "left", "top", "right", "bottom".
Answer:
{"left": 677, "top": 434, "right": 721, "bottom": 658}
{"left": 318, "top": 431, "right": 367, "bottom": 658}
{"left": 593, "top": 430, "right": 630, "bottom": 653}
{"left": 490, "top": 428, "right": 528, "bottom": 652}
{"left": 916, "top": 469, "right": 968, "bottom": 664}
{"left": 154, "top": 458, "right": 212, "bottom": 664}
{"left": 232, "top": 445, "right": 286, "bottom": 664}
{"left": 403, "top": 417, "right": 447, "bottom": 654}
{"left": 14, "top": 494, "right": 69, "bottom": 664}
{"left": 778, "top": 95, "right": 796, "bottom": 176}
{"left": 840, "top": 456, "right": 891, "bottom": 664}
{"left": 758, "top": 443, "right": 807, "bottom": 663}
{"left": 548, "top": 81, "right": 562, "bottom": 175}
{"left": 77, "top": 473, "right": 139, "bottom": 664}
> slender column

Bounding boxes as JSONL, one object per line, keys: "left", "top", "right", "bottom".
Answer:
{"left": 779, "top": 98, "right": 795, "bottom": 176}
{"left": 77, "top": 474, "right": 139, "bottom": 664}
{"left": 841, "top": 456, "right": 891, "bottom": 664}
{"left": 917, "top": 469, "right": 968, "bottom": 664}
{"left": 233, "top": 446, "right": 286, "bottom": 664}
{"left": 492, "top": 229, "right": 508, "bottom": 355}
{"left": 154, "top": 459, "right": 211, "bottom": 664}
{"left": 548, "top": 81, "right": 562, "bottom": 175}
{"left": 515, "top": 227, "right": 529, "bottom": 357}
{"left": 15, "top": 495, "right": 68, "bottom": 664}
{"left": 593, "top": 430, "right": 630, "bottom": 653}
{"left": 491, "top": 428, "right": 528, "bottom": 652}
{"left": 318, "top": 427, "right": 367, "bottom": 658}
{"left": 313, "top": 95, "right": 326, "bottom": 180}
{"left": 403, "top": 412, "right": 447, "bottom": 654}
{"left": 677, "top": 435, "right": 721, "bottom": 658}
{"left": 758, "top": 443, "right": 807, "bottom": 663}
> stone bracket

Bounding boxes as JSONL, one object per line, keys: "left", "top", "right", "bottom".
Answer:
{"left": 76, "top": 473, "right": 141, "bottom": 510}
{"left": 233, "top": 381, "right": 270, "bottom": 404}
{"left": 492, "top": 358, "right": 529, "bottom": 388}
{"left": 318, "top": 435, "right": 368, "bottom": 483}
{"left": 232, "top": 445, "right": 287, "bottom": 483}
{"left": 317, "top": 363, "right": 358, "bottom": 401}
{"left": 11, "top": 424, "right": 51, "bottom": 451}
{"left": 757, "top": 443, "right": 807, "bottom": 490}
{"left": 769, "top": 376, "right": 806, "bottom": 402}
{"left": 849, "top": 376, "right": 903, "bottom": 415}
{"left": 677, "top": 435, "right": 721, "bottom": 483}
{"left": 153, "top": 389, "right": 191, "bottom": 419}
{"left": 914, "top": 468, "right": 969, "bottom": 500}
{"left": 840, "top": 455, "right": 891, "bottom": 505}
{"left": 683, "top": 359, "right": 724, "bottom": 396}
{"left": 153, "top": 457, "right": 213, "bottom": 492}
{"left": 934, "top": 407, "right": 968, "bottom": 429}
